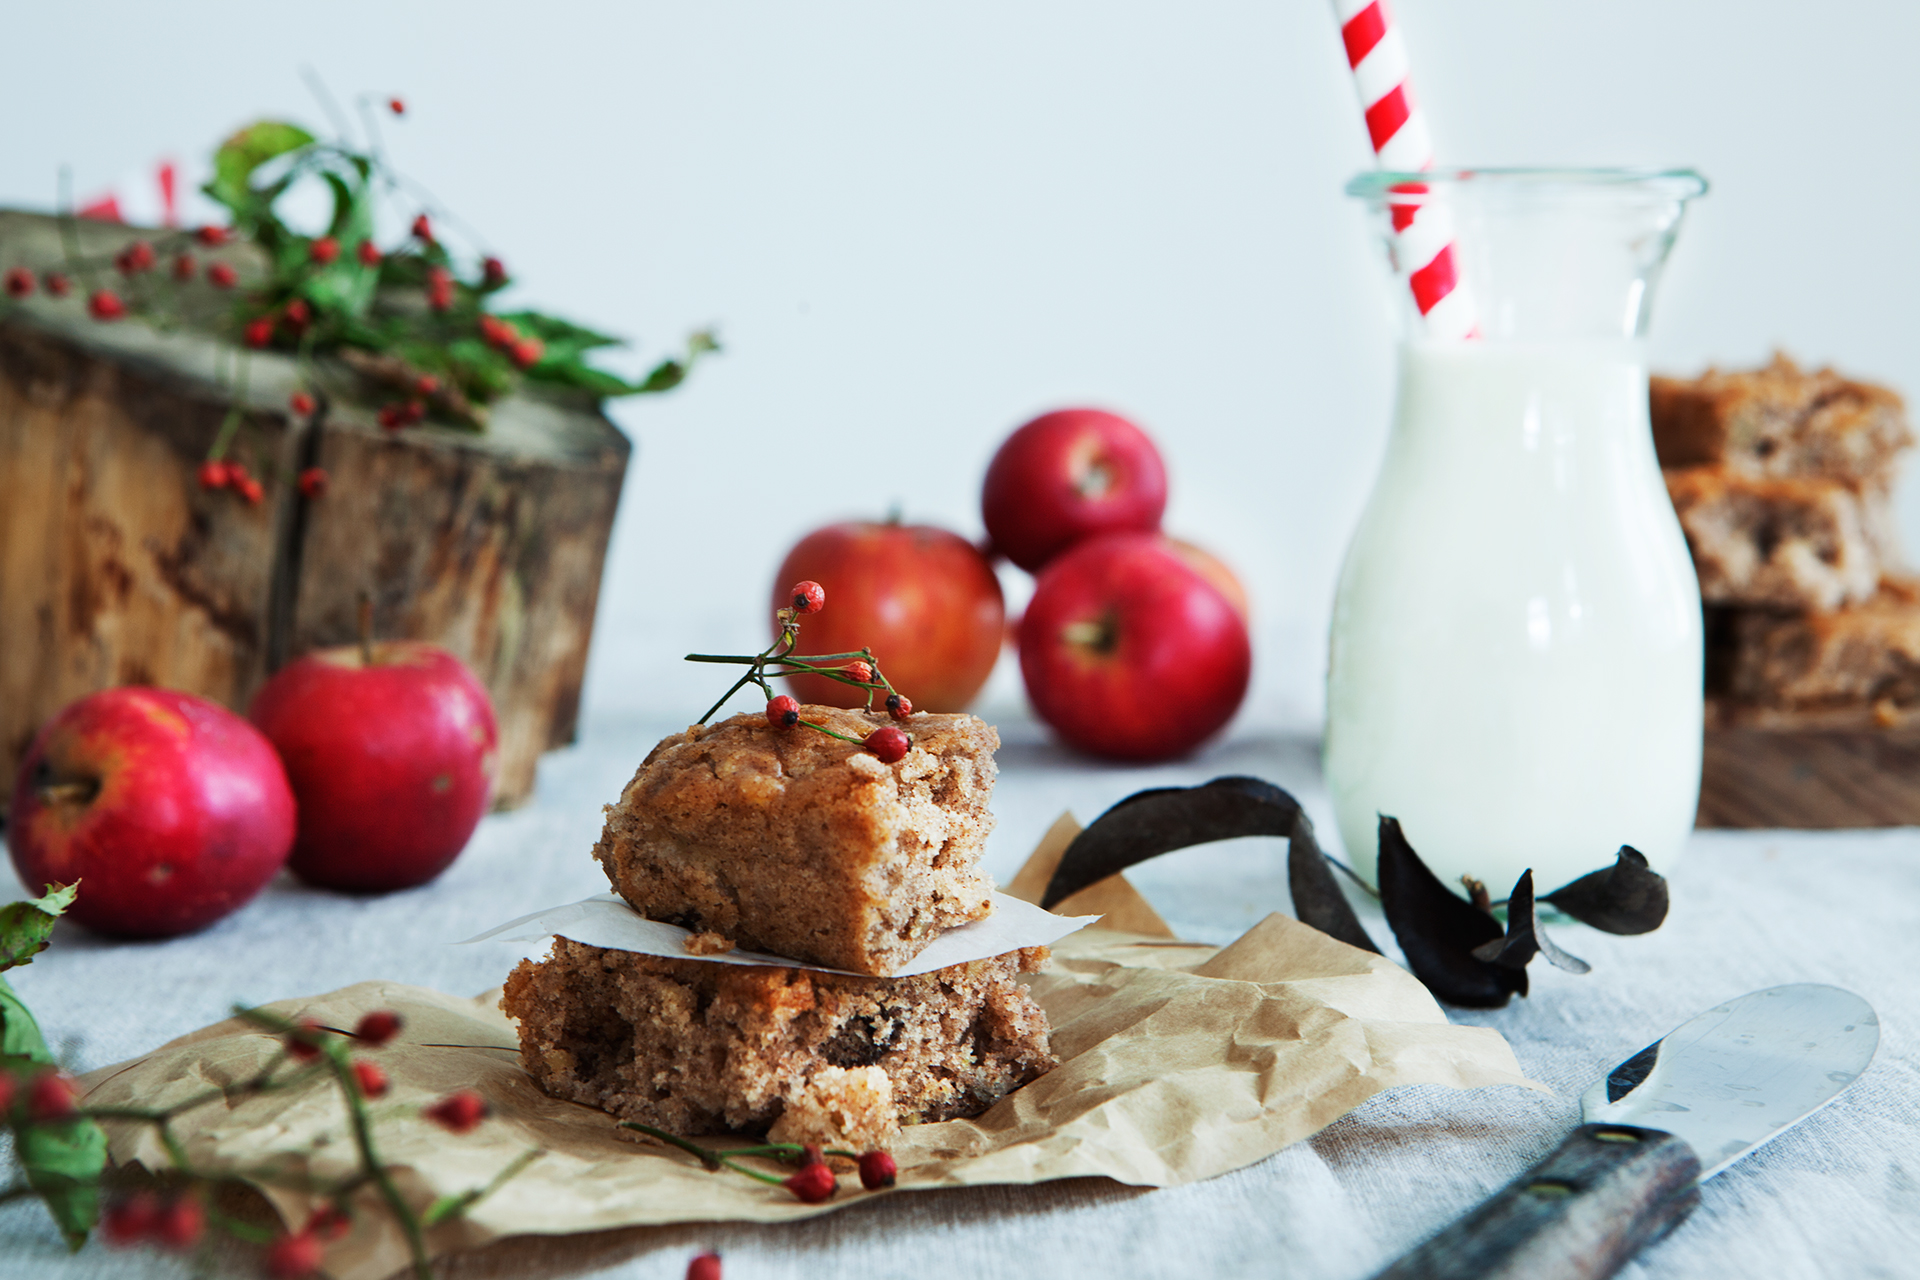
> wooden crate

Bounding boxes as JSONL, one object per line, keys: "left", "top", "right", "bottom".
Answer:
{"left": 0, "top": 210, "right": 628, "bottom": 811}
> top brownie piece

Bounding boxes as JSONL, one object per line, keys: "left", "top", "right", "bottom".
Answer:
{"left": 594, "top": 705, "right": 998, "bottom": 975}
{"left": 1651, "top": 353, "right": 1912, "bottom": 481}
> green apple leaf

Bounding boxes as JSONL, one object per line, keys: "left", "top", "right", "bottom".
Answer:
{"left": 0, "top": 882, "right": 78, "bottom": 974}
{"left": 1, "top": 970, "right": 108, "bottom": 1250}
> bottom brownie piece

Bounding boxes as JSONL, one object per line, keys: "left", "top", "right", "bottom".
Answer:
{"left": 1708, "top": 577, "right": 1920, "bottom": 714}
{"left": 501, "top": 939, "right": 1056, "bottom": 1145}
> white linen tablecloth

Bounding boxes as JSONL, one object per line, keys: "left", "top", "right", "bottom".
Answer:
{"left": 4, "top": 709, "right": 1918, "bottom": 1279}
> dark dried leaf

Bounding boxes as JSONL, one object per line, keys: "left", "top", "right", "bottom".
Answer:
{"left": 1543, "top": 845, "right": 1669, "bottom": 935}
{"left": 1286, "top": 812, "right": 1379, "bottom": 954}
{"left": 1040, "top": 777, "right": 1301, "bottom": 909}
{"left": 1377, "top": 816, "right": 1522, "bottom": 1008}
{"left": 1470, "top": 870, "right": 1591, "bottom": 976}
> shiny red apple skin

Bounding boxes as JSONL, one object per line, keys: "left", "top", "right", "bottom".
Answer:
{"left": 772, "top": 521, "right": 1005, "bottom": 712}
{"left": 7, "top": 687, "right": 296, "bottom": 938}
{"left": 1018, "top": 532, "right": 1251, "bottom": 761}
{"left": 249, "top": 642, "right": 497, "bottom": 893}
{"left": 981, "top": 408, "right": 1169, "bottom": 572}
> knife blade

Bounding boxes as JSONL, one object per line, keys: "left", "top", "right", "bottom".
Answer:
{"left": 1373, "top": 983, "right": 1880, "bottom": 1280}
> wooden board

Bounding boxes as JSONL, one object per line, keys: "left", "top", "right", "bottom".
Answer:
{"left": 0, "top": 210, "right": 628, "bottom": 811}
{"left": 1698, "top": 719, "right": 1920, "bottom": 828}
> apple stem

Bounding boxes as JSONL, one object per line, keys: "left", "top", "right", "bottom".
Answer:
{"left": 34, "top": 779, "right": 98, "bottom": 808}
{"left": 357, "top": 593, "right": 375, "bottom": 666}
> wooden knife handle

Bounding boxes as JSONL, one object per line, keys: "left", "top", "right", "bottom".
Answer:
{"left": 1372, "top": 1123, "right": 1702, "bottom": 1280}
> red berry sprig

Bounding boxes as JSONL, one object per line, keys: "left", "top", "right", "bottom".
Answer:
{"left": 689, "top": 580, "right": 916, "bottom": 762}
{"left": 619, "top": 1122, "right": 895, "bottom": 1205}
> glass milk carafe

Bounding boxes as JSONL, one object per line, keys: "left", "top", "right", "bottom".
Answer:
{"left": 1325, "top": 169, "right": 1709, "bottom": 897}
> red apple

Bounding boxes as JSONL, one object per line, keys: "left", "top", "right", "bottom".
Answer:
{"left": 7, "top": 687, "right": 296, "bottom": 938}
{"left": 1164, "top": 536, "right": 1250, "bottom": 621}
{"left": 772, "top": 520, "right": 1005, "bottom": 711}
{"left": 981, "top": 408, "right": 1169, "bottom": 572}
{"left": 1018, "top": 532, "right": 1250, "bottom": 761}
{"left": 249, "top": 643, "right": 497, "bottom": 893}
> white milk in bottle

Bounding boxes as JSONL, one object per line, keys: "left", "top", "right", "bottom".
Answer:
{"left": 1324, "top": 341, "right": 1701, "bottom": 894}
{"left": 1328, "top": 168, "right": 1708, "bottom": 897}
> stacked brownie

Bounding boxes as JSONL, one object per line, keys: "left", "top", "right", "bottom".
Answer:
{"left": 501, "top": 705, "right": 1057, "bottom": 1148}
{"left": 1653, "top": 354, "right": 1920, "bottom": 723}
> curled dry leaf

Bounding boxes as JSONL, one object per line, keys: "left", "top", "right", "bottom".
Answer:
{"left": 1285, "top": 813, "right": 1379, "bottom": 955}
{"left": 1542, "top": 845, "right": 1670, "bottom": 935}
{"left": 1469, "top": 870, "right": 1591, "bottom": 979}
{"left": 1040, "top": 776, "right": 1301, "bottom": 909}
{"left": 1376, "top": 816, "right": 1522, "bottom": 1009}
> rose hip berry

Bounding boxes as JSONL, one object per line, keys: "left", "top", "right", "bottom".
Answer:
{"left": 198, "top": 460, "right": 230, "bottom": 490}
{"left": 510, "top": 337, "right": 544, "bottom": 368}
{"left": 265, "top": 1230, "right": 324, "bottom": 1278}
{"left": 237, "top": 474, "right": 265, "bottom": 505}
{"left": 411, "top": 214, "right": 433, "bottom": 242}
{"left": 782, "top": 1161, "right": 836, "bottom": 1203}
{"left": 844, "top": 660, "right": 872, "bottom": 684}
{"left": 388, "top": 97, "right": 406, "bottom": 116}
{"left": 306, "top": 1204, "right": 352, "bottom": 1241}
{"left": 284, "top": 298, "right": 312, "bottom": 327}
{"left": 284, "top": 1019, "right": 326, "bottom": 1061}
{"left": 424, "top": 1090, "right": 489, "bottom": 1133}
{"left": 354, "top": 1010, "right": 403, "bottom": 1045}
{"left": 4, "top": 267, "right": 33, "bottom": 297}
{"left": 26, "top": 1070, "right": 78, "bottom": 1121}
{"left": 790, "top": 581, "right": 826, "bottom": 614}
{"left": 886, "top": 693, "right": 913, "bottom": 721}
{"left": 687, "top": 1253, "right": 722, "bottom": 1280}
{"left": 118, "top": 240, "right": 157, "bottom": 274}
{"left": 88, "top": 289, "right": 126, "bottom": 320}
{"left": 196, "top": 225, "right": 231, "bottom": 247}
{"left": 102, "top": 1193, "right": 160, "bottom": 1246}
{"left": 857, "top": 1150, "right": 898, "bottom": 1190}
{"left": 351, "top": 1060, "right": 390, "bottom": 1099}
{"left": 42, "top": 271, "right": 71, "bottom": 296}
{"left": 863, "top": 726, "right": 909, "bottom": 763}
{"left": 298, "top": 467, "right": 330, "bottom": 499}
{"left": 426, "top": 266, "right": 453, "bottom": 311}
{"left": 414, "top": 374, "right": 440, "bottom": 395}
{"left": 290, "top": 392, "right": 316, "bottom": 416}
{"left": 244, "top": 317, "right": 273, "bottom": 347}
{"left": 154, "top": 1197, "right": 205, "bottom": 1250}
{"left": 766, "top": 694, "right": 801, "bottom": 729}
{"left": 207, "top": 262, "right": 238, "bottom": 289}
{"left": 482, "top": 256, "right": 508, "bottom": 288}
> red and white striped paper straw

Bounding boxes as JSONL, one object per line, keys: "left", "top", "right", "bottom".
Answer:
{"left": 1332, "top": 0, "right": 1477, "bottom": 339}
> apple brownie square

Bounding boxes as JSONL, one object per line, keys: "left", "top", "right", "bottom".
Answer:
{"left": 594, "top": 706, "right": 999, "bottom": 975}
{"left": 501, "top": 938, "right": 1056, "bottom": 1145}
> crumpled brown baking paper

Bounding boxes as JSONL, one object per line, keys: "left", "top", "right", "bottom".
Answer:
{"left": 78, "top": 813, "right": 1542, "bottom": 1280}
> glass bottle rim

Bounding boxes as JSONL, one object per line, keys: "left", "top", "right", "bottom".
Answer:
{"left": 1346, "top": 166, "right": 1707, "bottom": 202}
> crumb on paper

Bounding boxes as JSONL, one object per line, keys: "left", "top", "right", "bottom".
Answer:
{"left": 684, "top": 930, "right": 735, "bottom": 956}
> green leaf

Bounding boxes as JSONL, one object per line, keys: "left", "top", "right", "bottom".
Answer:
{"left": 0, "top": 975, "right": 52, "bottom": 1062}
{"left": 525, "top": 360, "right": 641, "bottom": 397}
{"left": 207, "top": 121, "right": 317, "bottom": 213}
{"left": 1, "top": 974, "right": 106, "bottom": 1250}
{"left": 495, "top": 311, "right": 624, "bottom": 351}
{"left": 0, "top": 883, "right": 76, "bottom": 974}
{"left": 17, "top": 1117, "right": 106, "bottom": 1251}
{"left": 302, "top": 167, "right": 380, "bottom": 318}
{"left": 636, "top": 358, "right": 687, "bottom": 394}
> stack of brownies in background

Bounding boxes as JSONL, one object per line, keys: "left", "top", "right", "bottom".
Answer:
{"left": 1654, "top": 354, "right": 1920, "bottom": 825}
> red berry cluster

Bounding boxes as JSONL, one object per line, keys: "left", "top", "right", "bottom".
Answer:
{"left": 101, "top": 1192, "right": 206, "bottom": 1252}
{"left": 479, "top": 313, "right": 543, "bottom": 369}
{"left": 197, "top": 458, "right": 265, "bottom": 505}
{"left": 705, "top": 579, "right": 918, "bottom": 762}
{"left": 622, "top": 1121, "right": 898, "bottom": 1205}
